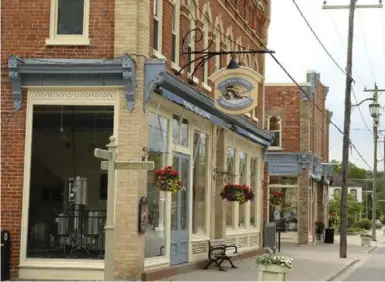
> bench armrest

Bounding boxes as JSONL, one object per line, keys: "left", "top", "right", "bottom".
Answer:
{"left": 223, "top": 244, "right": 238, "bottom": 254}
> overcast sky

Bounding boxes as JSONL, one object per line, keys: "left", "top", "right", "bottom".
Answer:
{"left": 265, "top": 0, "right": 385, "bottom": 172}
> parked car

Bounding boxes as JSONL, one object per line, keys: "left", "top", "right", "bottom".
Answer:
{"left": 375, "top": 219, "right": 382, "bottom": 229}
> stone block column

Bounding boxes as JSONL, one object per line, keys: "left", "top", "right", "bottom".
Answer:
{"left": 112, "top": 0, "right": 150, "bottom": 280}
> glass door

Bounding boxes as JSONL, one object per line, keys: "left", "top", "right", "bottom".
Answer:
{"left": 170, "top": 152, "right": 190, "bottom": 265}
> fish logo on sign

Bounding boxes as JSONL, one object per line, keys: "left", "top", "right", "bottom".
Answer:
{"left": 209, "top": 66, "right": 262, "bottom": 115}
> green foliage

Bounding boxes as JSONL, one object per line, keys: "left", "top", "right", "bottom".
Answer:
{"left": 330, "top": 159, "right": 368, "bottom": 179}
{"left": 358, "top": 218, "right": 372, "bottom": 230}
{"left": 347, "top": 227, "right": 366, "bottom": 234}
{"left": 329, "top": 193, "right": 364, "bottom": 228}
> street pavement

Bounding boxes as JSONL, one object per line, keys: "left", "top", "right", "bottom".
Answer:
{"left": 343, "top": 246, "right": 385, "bottom": 281}
{"left": 163, "top": 229, "right": 384, "bottom": 281}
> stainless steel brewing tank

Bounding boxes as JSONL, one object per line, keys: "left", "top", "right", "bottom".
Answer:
{"left": 73, "top": 176, "right": 88, "bottom": 206}
{"left": 87, "top": 211, "right": 101, "bottom": 235}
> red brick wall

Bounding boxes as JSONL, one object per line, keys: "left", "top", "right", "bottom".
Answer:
{"left": 264, "top": 86, "right": 301, "bottom": 152}
{"left": 148, "top": 0, "right": 269, "bottom": 122}
{"left": 1, "top": 0, "right": 115, "bottom": 62}
{"left": 1, "top": 0, "right": 115, "bottom": 276}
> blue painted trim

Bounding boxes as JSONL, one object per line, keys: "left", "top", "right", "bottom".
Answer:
{"left": 143, "top": 58, "right": 273, "bottom": 146}
{"left": 234, "top": 125, "right": 271, "bottom": 147}
{"left": 7, "top": 54, "right": 136, "bottom": 111}
{"left": 161, "top": 88, "right": 229, "bottom": 127}
{"left": 266, "top": 151, "right": 333, "bottom": 178}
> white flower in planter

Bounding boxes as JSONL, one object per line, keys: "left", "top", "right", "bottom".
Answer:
{"left": 255, "top": 247, "right": 293, "bottom": 281}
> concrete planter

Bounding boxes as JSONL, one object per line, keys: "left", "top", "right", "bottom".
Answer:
{"left": 361, "top": 236, "right": 371, "bottom": 247}
{"left": 258, "top": 264, "right": 291, "bottom": 281}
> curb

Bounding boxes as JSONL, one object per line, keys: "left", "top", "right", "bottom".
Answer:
{"left": 326, "top": 258, "right": 360, "bottom": 281}
{"left": 365, "top": 246, "right": 377, "bottom": 254}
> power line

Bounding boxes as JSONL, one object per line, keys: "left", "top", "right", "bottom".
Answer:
{"left": 189, "top": 0, "right": 373, "bottom": 170}
{"left": 292, "top": 0, "right": 373, "bottom": 134}
{"left": 357, "top": 10, "right": 376, "bottom": 82}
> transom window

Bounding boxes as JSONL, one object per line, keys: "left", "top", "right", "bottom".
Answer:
{"left": 172, "top": 114, "right": 189, "bottom": 147}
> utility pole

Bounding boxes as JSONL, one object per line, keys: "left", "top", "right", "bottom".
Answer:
{"left": 364, "top": 84, "right": 385, "bottom": 241}
{"left": 322, "top": 0, "right": 383, "bottom": 258}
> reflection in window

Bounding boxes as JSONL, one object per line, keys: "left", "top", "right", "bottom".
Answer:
{"left": 172, "top": 114, "right": 189, "bottom": 147}
{"left": 269, "top": 116, "right": 281, "bottom": 147}
{"left": 269, "top": 176, "right": 298, "bottom": 185}
{"left": 238, "top": 152, "right": 247, "bottom": 228}
{"left": 250, "top": 157, "right": 257, "bottom": 228}
{"left": 269, "top": 186, "right": 298, "bottom": 232}
{"left": 334, "top": 189, "right": 341, "bottom": 197}
{"left": 146, "top": 113, "right": 168, "bottom": 258}
{"left": 153, "top": 0, "right": 159, "bottom": 50}
{"left": 193, "top": 132, "right": 208, "bottom": 234}
{"left": 27, "top": 105, "right": 113, "bottom": 259}
{"left": 226, "top": 147, "right": 235, "bottom": 228}
{"left": 57, "top": 0, "right": 84, "bottom": 35}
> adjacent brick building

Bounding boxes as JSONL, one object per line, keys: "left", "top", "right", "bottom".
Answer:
{"left": 263, "top": 71, "right": 334, "bottom": 245}
{"left": 2, "top": 0, "right": 273, "bottom": 280}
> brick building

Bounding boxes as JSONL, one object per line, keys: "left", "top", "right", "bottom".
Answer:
{"left": 263, "top": 71, "right": 334, "bottom": 245}
{"left": 1, "top": 0, "right": 273, "bottom": 280}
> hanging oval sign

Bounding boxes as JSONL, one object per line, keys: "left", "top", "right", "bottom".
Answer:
{"left": 209, "top": 66, "right": 263, "bottom": 115}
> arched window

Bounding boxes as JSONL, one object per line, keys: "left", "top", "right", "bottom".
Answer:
{"left": 171, "top": 0, "right": 181, "bottom": 66}
{"left": 202, "top": 17, "right": 210, "bottom": 84}
{"left": 153, "top": 0, "right": 163, "bottom": 52}
{"left": 268, "top": 116, "right": 281, "bottom": 147}
{"left": 215, "top": 27, "right": 221, "bottom": 71}
{"left": 188, "top": 2, "right": 196, "bottom": 75}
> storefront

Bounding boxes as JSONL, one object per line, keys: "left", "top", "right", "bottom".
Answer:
{"left": 6, "top": 55, "right": 272, "bottom": 279}
{"left": 266, "top": 152, "right": 333, "bottom": 244}
{"left": 142, "top": 58, "right": 272, "bottom": 271}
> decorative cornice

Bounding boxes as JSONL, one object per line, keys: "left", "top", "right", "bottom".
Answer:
{"left": 7, "top": 54, "right": 136, "bottom": 111}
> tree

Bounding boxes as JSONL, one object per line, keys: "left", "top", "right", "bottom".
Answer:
{"left": 330, "top": 159, "right": 368, "bottom": 179}
{"left": 329, "top": 192, "right": 364, "bottom": 228}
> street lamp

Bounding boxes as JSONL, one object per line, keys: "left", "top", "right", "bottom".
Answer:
{"left": 369, "top": 103, "right": 380, "bottom": 119}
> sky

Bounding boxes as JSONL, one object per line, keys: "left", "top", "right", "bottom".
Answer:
{"left": 265, "top": 0, "right": 385, "bottom": 172}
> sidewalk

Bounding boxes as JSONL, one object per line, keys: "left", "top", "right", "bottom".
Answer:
{"left": 162, "top": 229, "right": 384, "bottom": 281}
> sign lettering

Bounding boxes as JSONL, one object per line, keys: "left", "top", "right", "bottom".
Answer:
{"left": 101, "top": 161, "right": 154, "bottom": 171}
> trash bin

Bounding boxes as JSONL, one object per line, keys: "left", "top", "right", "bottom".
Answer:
{"left": 1, "top": 230, "right": 10, "bottom": 281}
{"left": 324, "top": 227, "right": 334, "bottom": 244}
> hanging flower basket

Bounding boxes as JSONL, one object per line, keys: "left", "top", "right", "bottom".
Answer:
{"left": 155, "top": 166, "right": 184, "bottom": 193}
{"left": 269, "top": 191, "right": 284, "bottom": 206}
{"left": 220, "top": 184, "right": 254, "bottom": 204}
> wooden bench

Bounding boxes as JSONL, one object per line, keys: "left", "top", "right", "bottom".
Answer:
{"left": 203, "top": 240, "right": 238, "bottom": 271}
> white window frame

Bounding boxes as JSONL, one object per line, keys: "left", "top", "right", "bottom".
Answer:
{"left": 215, "top": 27, "right": 221, "bottom": 71}
{"left": 153, "top": 0, "right": 164, "bottom": 59}
{"left": 202, "top": 17, "right": 211, "bottom": 92}
{"left": 187, "top": 1, "right": 199, "bottom": 84}
{"left": 268, "top": 115, "right": 282, "bottom": 149}
{"left": 225, "top": 131, "right": 263, "bottom": 235}
{"left": 46, "top": 0, "right": 90, "bottom": 46}
{"left": 191, "top": 127, "right": 211, "bottom": 240}
{"left": 267, "top": 176, "right": 299, "bottom": 234}
{"left": 237, "top": 151, "right": 248, "bottom": 229}
{"left": 19, "top": 87, "right": 120, "bottom": 272}
{"left": 171, "top": 0, "right": 181, "bottom": 72}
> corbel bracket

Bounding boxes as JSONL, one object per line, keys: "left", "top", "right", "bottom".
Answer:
{"left": 122, "top": 55, "right": 136, "bottom": 111}
{"left": 8, "top": 55, "right": 23, "bottom": 111}
{"left": 298, "top": 153, "right": 311, "bottom": 169}
{"left": 143, "top": 59, "right": 167, "bottom": 112}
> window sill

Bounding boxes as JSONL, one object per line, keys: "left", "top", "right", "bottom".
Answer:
{"left": 20, "top": 258, "right": 104, "bottom": 269}
{"left": 226, "top": 228, "right": 260, "bottom": 236}
{"left": 144, "top": 256, "right": 169, "bottom": 269}
{"left": 252, "top": 116, "right": 259, "bottom": 123}
{"left": 202, "top": 82, "right": 212, "bottom": 92}
{"left": 45, "top": 38, "right": 90, "bottom": 46}
{"left": 191, "top": 234, "right": 210, "bottom": 241}
{"left": 152, "top": 49, "right": 166, "bottom": 59}
{"left": 244, "top": 113, "right": 252, "bottom": 118}
{"left": 269, "top": 147, "right": 284, "bottom": 151}
{"left": 187, "top": 73, "right": 199, "bottom": 85}
{"left": 171, "top": 62, "right": 183, "bottom": 74}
